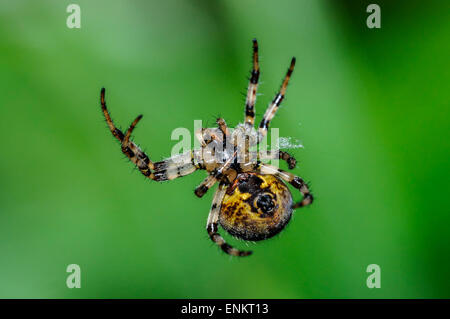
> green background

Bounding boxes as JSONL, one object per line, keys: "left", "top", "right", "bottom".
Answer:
{"left": 0, "top": 0, "right": 449, "bottom": 298}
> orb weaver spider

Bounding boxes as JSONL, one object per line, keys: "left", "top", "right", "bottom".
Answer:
{"left": 99, "top": 39, "right": 313, "bottom": 257}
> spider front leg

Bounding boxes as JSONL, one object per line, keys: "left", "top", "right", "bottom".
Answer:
{"left": 100, "top": 88, "right": 202, "bottom": 181}
{"left": 216, "top": 118, "right": 231, "bottom": 138}
{"left": 258, "top": 57, "right": 296, "bottom": 143}
{"left": 244, "top": 39, "right": 260, "bottom": 128}
{"left": 101, "top": 88, "right": 156, "bottom": 178}
{"left": 258, "top": 163, "right": 313, "bottom": 208}
{"left": 206, "top": 182, "right": 252, "bottom": 257}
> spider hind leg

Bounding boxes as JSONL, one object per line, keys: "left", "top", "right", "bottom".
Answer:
{"left": 258, "top": 163, "right": 313, "bottom": 208}
{"left": 257, "top": 150, "right": 297, "bottom": 169}
{"left": 206, "top": 183, "right": 252, "bottom": 257}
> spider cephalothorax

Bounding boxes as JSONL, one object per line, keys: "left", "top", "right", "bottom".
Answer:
{"left": 100, "top": 39, "right": 313, "bottom": 257}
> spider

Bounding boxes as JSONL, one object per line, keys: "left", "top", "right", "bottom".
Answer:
{"left": 99, "top": 39, "right": 313, "bottom": 257}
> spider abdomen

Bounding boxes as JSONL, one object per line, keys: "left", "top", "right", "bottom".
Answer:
{"left": 219, "top": 173, "right": 293, "bottom": 241}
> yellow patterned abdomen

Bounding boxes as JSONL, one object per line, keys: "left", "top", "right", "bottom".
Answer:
{"left": 219, "top": 173, "right": 293, "bottom": 241}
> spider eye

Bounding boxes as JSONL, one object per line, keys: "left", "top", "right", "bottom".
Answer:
{"left": 256, "top": 193, "right": 276, "bottom": 215}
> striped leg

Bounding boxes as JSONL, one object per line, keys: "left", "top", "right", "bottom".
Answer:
{"left": 101, "top": 88, "right": 155, "bottom": 178}
{"left": 195, "top": 174, "right": 219, "bottom": 198}
{"left": 194, "top": 149, "right": 238, "bottom": 198}
{"left": 258, "top": 150, "right": 297, "bottom": 169}
{"left": 216, "top": 118, "right": 230, "bottom": 138}
{"left": 258, "top": 57, "right": 296, "bottom": 142}
{"left": 244, "top": 39, "right": 260, "bottom": 128}
{"left": 258, "top": 163, "right": 313, "bottom": 208}
{"left": 101, "top": 88, "right": 201, "bottom": 181}
{"left": 195, "top": 127, "right": 226, "bottom": 149}
{"left": 206, "top": 183, "right": 252, "bottom": 257}
{"left": 152, "top": 150, "right": 203, "bottom": 181}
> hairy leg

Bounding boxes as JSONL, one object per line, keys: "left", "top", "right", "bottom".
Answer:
{"left": 244, "top": 39, "right": 260, "bottom": 128}
{"left": 258, "top": 57, "right": 296, "bottom": 142}
{"left": 101, "top": 88, "right": 202, "bottom": 180}
{"left": 257, "top": 150, "right": 297, "bottom": 169}
{"left": 257, "top": 163, "right": 313, "bottom": 208}
{"left": 152, "top": 150, "right": 203, "bottom": 181}
{"left": 194, "top": 149, "right": 237, "bottom": 198}
{"left": 216, "top": 118, "right": 231, "bottom": 138}
{"left": 206, "top": 183, "right": 252, "bottom": 257}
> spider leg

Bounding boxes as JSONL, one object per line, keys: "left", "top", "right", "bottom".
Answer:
{"left": 206, "top": 182, "right": 252, "bottom": 257}
{"left": 244, "top": 39, "right": 260, "bottom": 128}
{"left": 257, "top": 150, "right": 297, "bottom": 169}
{"left": 194, "top": 174, "right": 219, "bottom": 198}
{"left": 257, "top": 57, "right": 296, "bottom": 143}
{"left": 101, "top": 88, "right": 202, "bottom": 180}
{"left": 195, "top": 127, "right": 222, "bottom": 147}
{"left": 194, "top": 150, "right": 237, "bottom": 197}
{"left": 257, "top": 163, "right": 313, "bottom": 208}
{"left": 216, "top": 117, "right": 238, "bottom": 154}
{"left": 216, "top": 118, "right": 230, "bottom": 139}
{"left": 152, "top": 150, "right": 204, "bottom": 181}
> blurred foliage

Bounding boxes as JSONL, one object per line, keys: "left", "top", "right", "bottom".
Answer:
{"left": 0, "top": 0, "right": 448, "bottom": 298}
